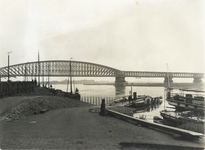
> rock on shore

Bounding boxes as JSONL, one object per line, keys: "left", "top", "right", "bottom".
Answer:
{"left": 0, "top": 96, "right": 92, "bottom": 122}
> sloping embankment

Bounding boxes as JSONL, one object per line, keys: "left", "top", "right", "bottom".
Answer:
{"left": 0, "top": 96, "right": 93, "bottom": 122}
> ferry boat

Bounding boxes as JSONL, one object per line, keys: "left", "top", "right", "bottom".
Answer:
{"left": 166, "top": 88, "right": 204, "bottom": 113}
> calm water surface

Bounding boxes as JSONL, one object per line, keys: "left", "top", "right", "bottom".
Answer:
{"left": 54, "top": 84, "right": 173, "bottom": 121}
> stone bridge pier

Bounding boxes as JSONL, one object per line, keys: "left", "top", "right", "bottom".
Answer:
{"left": 115, "top": 77, "right": 126, "bottom": 95}
{"left": 115, "top": 77, "right": 126, "bottom": 87}
{"left": 164, "top": 76, "right": 173, "bottom": 84}
{"left": 193, "top": 78, "right": 202, "bottom": 83}
{"left": 164, "top": 76, "right": 202, "bottom": 84}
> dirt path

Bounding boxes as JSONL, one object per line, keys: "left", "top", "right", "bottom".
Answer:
{"left": 0, "top": 106, "right": 204, "bottom": 149}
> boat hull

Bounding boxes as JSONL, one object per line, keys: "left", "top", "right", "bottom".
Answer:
{"left": 165, "top": 88, "right": 204, "bottom": 114}
{"left": 167, "top": 99, "right": 204, "bottom": 113}
{"left": 64, "top": 92, "right": 81, "bottom": 100}
{"left": 160, "top": 110, "right": 204, "bottom": 125}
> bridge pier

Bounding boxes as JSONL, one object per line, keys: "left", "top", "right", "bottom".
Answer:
{"left": 164, "top": 77, "right": 173, "bottom": 84}
{"left": 115, "top": 77, "right": 126, "bottom": 87}
{"left": 193, "top": 78, "right": 202, "bottom": 83}
{"left": 115, "top": 77, "right": 126, "bottom": 95}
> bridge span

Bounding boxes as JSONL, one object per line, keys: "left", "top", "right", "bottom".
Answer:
{"left": 0, "top": 60, "right": 204, "bottom": 86}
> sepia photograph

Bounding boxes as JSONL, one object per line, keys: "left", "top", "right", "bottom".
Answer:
{"left": 0, "top": 0, "right": 204, "bottom": 149}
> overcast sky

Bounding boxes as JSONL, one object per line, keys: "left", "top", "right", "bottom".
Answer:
{"left": 0, "top": 0, "right": 205, "bottom": 77}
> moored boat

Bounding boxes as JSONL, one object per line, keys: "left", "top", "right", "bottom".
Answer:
{"left": 109, "top": 96, "right": 130, "bottom": 106}
{"left": 160, "top": 110, "right": 204, "bottom": 125}
{"left": 153, "top": 116, "right": 165, "bottom": 124}
{"left": 64, "top": 88, "right": 80, "bottom": 100}
{"left": 64, "top": 58, "right": 81, "bottom": 100}
{"left": 133, "top": 95, "right": 162, "bottom": 106}
{"left": 166, "top": 88, "right": 205, "bottom": 113}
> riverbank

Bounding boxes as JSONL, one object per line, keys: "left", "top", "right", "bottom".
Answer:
{"left": 0, "top": 87, "right": 52, "bottom": 114}
{"left": 0, "top": 95, "right": 92, "bottom": 122}
{"left": 0, "top": 87, "right": 204, "bottom": 149}
{"left": 1, "top": 106, "right": 204, "bottom": 149}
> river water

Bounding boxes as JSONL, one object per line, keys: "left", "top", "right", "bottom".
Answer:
{"left": 53, "top": 84, "right": 173, "bottom": 122}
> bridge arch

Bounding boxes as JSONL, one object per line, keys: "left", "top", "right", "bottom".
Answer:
{"left": 0, "top": 60, "right": 122, "bottom": 78}
{"left": 0, "top": 60, "right": 204, "bottom": 85}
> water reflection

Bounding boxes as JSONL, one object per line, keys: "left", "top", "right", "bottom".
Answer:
{"left": 133, "top": 99, "right": 174, "bottom": 122}
{"left": 115, "top": 86, "right": 125, "bottom": 95}
{"left": 80, "top": 85, "right": 127, "bottom": 105}
{"left": 81, "top": 93, "right": 116, "bottom": 105}
{"left": 54, "top": 84, "right": 168, "bottom": 118}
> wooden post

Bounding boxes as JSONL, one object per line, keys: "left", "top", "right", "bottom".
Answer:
{"left": 133, "top": 92, "right": 137, "bottom": 100}
{"left": 100, "top": 99, "right": 106, "bottom": 116}
{"left": 128, "top": 95, "right": 132, "bottom": 104}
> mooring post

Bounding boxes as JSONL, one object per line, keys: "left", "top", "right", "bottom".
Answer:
{"left": 100, "top": 99, "right": 106, "bottom": 116}
{"left": 133, "top": 92, "right": 137, "bottom": 100}
{"left": 128, "top": 95, "right": 132, "bottom": 104}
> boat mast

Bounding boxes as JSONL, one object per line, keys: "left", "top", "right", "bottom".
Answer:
{"left": 167, "top": 63, "right": 170, "bottom": 88}
{"left": 164, "top": 63, "right": 170, "bottom": 110}
{"left": 70, "top": 58, "right": 73, "bottom": 94}
{"left": 38, "top": 51, "right": 40, "bottom": 87}
{"left": 66, "top": 76, "right": 69, "bottom": 92}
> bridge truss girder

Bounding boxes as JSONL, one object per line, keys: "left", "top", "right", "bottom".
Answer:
{"left": 0, "top": 60, "right": 204, "bottom": 80}
{"left": 0, "top": 60, "right": 120, "bottom": 78}
{"left": 122, "top": 71, "right": 204, "bottom": 79}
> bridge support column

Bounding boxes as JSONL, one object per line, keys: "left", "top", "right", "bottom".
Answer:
{"left": 115, "top": 77, "right": 126, "bottom": 95}
{"left": 115, "top": 77, "right": 126, "bottom": 87}
{"left": 164, "top": 77, "right": 173, "bottom": 86}
{"left": 193, "top": 78, "right": 202, "bottom": 83}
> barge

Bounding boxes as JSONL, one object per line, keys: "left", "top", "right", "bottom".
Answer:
{"left": 166, "top": 88, "right": 204, "bottom": 113}
{"left": 160, "top": 110, "right": 205, "bottom": 125}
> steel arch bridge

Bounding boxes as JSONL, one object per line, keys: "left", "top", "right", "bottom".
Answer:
{"left": 121, "top": 71, "right": 204, "bottom": 79}
{"left": 0, "top": 60, "right": 121, "bottom": 78}
{"left": 0, "top": 60, "right": 204, "bottom": 83}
